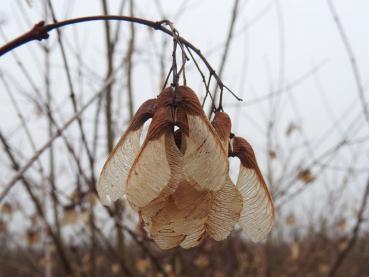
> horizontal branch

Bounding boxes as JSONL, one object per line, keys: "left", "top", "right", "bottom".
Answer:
{"left": 0, "top": 15, "right": 241, "bottom": 101}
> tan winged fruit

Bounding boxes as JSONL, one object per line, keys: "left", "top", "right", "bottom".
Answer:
{"left": 206, "top": 112, "right": 243, "bottom": 241}
{"left": 97, "top": 98, "right": 157, "bottom": 205}
{"left": 209, "top": 111, "right": 275, "bottom": 242}
{"left": 96, "top": 86, "right": 275, "bottom": 250}
{"left": 177, "top": 87, "right": 229, "bottom": 192}
{"left": 134, "top": 87, "right": 231, "bottom": 249}
{"left": 139, "top": 111, "right": 243, "bottom": 249}
{"left": 125, "top": 86, "right": 230, "bottom": 209}
{"left": 230, "top": 136, "right": 275, "bottom": 242}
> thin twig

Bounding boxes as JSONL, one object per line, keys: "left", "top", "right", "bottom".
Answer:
{"left": 209, "top": 0, "right": 241, "bottom": 114}
{"left": 0, "top": 131, "right": 74, "bottom": 275}
{"left": 126, "top": 0, "right": 136, "bottom": 118}
{"left": 327, "top": 0, "right": 369, "bottom": 127}
{"left": 0, "top": 74, "right": 116, "bottom": 202}
{"left": 47, "top": 0, "right": 96, "bottom": 187}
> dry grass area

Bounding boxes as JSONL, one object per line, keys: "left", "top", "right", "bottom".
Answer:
{"left": 1, "top": 230, "right": 369, "bottom": 276}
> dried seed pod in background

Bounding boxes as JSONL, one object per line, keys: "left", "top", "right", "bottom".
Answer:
{"left": 60, "top": 206, "right": 89, "bottom": 226}
{"left": 26, "top": 228, "right": 41, "bottom": 245}
{"left": 297, "top": 169, "right": 316, "bottom": 184}
{"left": 231, "top": 136, "right": 275, "bottom": 242}
{"left": 1, "top": 202, "right": 13, "bottom": 214}
{"left": 0, "top": 220, "right": 7, "bottom": 233}
{"left": 97, "top": 98, "right": 157, "bottom": 205}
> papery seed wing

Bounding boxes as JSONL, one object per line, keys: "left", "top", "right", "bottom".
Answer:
{"left": 151, "top": 205, "right": 207, "bottom": 238}
{"left": 139, "top": 187, "right": 173, "bottom": 234}
{"left": 152, "top": 228, "right": 185, "bottom": 250}
{"left": 151, "top": 209, "right": 206, "bottom": 250}
{"left": 177, "top": 202, "right": 208, "bottom": 249}
{"left": 126, "top": 107, "right": 181, "bottom": 208}
{"left": 139, "top": 127, "right": 185, "bottom": 237}
{"left": 171, "top": 190, "right": 210, "bottom": 235}
{"left": 211, "top": 111, "right": 232, "bottom": 152}
{"left": 175, "top": 86, "right": 229, "bottom": 191}
{"left": 97, "top": 99, "right": 157, "bottom": 205}
{"left": 125, "top": 134, "right": 170, "bottom": 208}
{"left": 140, "top": 179, "right": 180, "bottom": 234}
{"left": 206, "top": 177, "right": 242, "bottom": 241}
{"left": 151, "top": 182, "right": 210, "bottom": 235}
{"left": 148, "top": 199, "right": 185, "bottom": 250}
{"left": 180, "top": 224, "right": 206, "bottom": 249}
{"left": 97, "top": 128, "right": 141, "bottom": 205}
{"left": 172, "top": 181, "right": 208, "bottom": 210}
{"left": 232, "top": 137, "right": 275, "bottom": 242}
{"left": 182, "top": 114, "right": 229, "bottom": 191}
{"left": 237, "top": 167, "right": 274, "bottom": 241}
{"left": 149, "top": 182, "right": 210, "bottom": 249}
{"left": 206, "top": 111, "right": 242, "bottom": 240}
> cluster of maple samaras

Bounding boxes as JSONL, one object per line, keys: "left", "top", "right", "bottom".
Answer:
{"left": 97, "top": 86, "right": 275, "bottom": 250}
